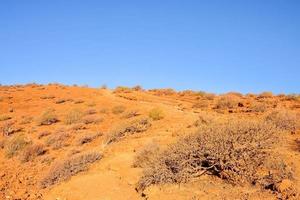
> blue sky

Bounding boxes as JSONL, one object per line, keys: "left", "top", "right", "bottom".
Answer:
{"left": 0, "top": 0, "right": 299, "bottom": 94}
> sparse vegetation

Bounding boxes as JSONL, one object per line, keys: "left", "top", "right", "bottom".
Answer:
{"left": 250, "top": 102, "right": 268, "bottom": 112}
{"left": 40, "top": 152, "right": 102, "bottom": 188}
{"left": 37, "top": 109, "right": 59, "bottom": 125}
{"left": 149, "top": 108, "right": 164, "bottom": 120}
{"left": 122, "top": 110, "right": 140, "bottom": 119}
{"left": 1, "top": 121, "right": 22, "bottom": 136}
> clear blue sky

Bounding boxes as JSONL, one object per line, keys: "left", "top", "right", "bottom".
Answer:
{"left": 0, "top": 1, "right": 299, "bottom": 94}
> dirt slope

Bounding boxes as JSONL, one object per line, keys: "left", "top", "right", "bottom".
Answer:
{"left": 0, "top": 84, "right": 299, "bottom": 200}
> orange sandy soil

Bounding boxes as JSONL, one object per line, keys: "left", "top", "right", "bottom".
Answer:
{"left": 0, "top": 84, "right": 299, "bottom": 200}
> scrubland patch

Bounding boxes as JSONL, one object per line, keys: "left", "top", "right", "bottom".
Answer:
{"left": 40, "top": 151, "right": 102, "bottom": 188}
{"left": 136, "top": 119, "right": 293, "bottom": 196}
{"left": 148, "top": 108, "right": 164, "bottom": 121}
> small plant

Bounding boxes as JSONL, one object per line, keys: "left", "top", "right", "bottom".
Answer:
{"left": 215, "top": 96, "right": 237, "bottom": 109}
{"left": 5, "top": 134, "right": 31, "bottom": 158}
{"left": 132, "top": 85, "right": 143, "bottom": 91}
{"left": 77, "top": 132, "right": 102, "bottom": 145}
{"left": 37, "top": 109, "right": 58, "bottom": 125}
{"left": 1, "top": 121, "right": 22, "bottom": 136}
{"left": 74, "top": 99, "right": 84, "bottom": 104}
{"left": 265, "top": 109, "right": 298, "bottom": 133}
{"left": 64, "top": 109, "right": 83, "bottom": 125}
{"left": 149, "top": 108, "right": 164, "bottom": 120}
{"left": 259, "top": 91, "right": 273, "bottom": 98}
{"left": 19, "top": 143, "right": 46, "bottom": 162}
{"left": 0, "top": 115, "right": 11, "bottom": 121}
{"left": 37, "top": 131, "right": 51, "bottom": 139}
{"left": 114, "top": 86, "right": 131, "bottom": 93}
{"left": 40, "top": 152, "right": 102, "bottom": 188}
{"left": 19, "top": 116, "right": 33, "bottom": 124}
{"left": 105, "top": 118, "right": 151, "bottom": 145}
{"left": 85, "top": 109, "right": 97, "bottom": 115}
{"left": 46, "top": 132, "right": 70, "bottom": 150}
{"left": 112, "top": 105, "right": 126, "bottom": 114}
{"left": 192, "top": 101, "right": 209, "bottom": 109}
{"left": 55, "top": 99, "right": 66, "bottom": 104}
{"left": 122, "top": 110, "right": 140, "bottom": 119}
{"left": 250, "top": 102, "right": 268, "bottom": 112}
{"left": 82, "top": 116, "right": 103, "bottom": 125}
{"left": 86, "top": 102, "right": 96, "bottom": 107}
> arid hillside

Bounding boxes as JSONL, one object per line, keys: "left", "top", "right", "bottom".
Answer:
{"left": 0, "top": 84, "right": 299, "bottom": 200}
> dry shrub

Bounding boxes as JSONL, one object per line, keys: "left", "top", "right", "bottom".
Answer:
{"left": 19, "top": 116, "right": 33, "bottom": 124}
{"left": 192, "top": 101, "right": 209, "bottom": 109}
{"left": 85, "top": 109, "right": 97, "bottom": 115}
{"left": 133, "top": 142, "right": 160, "bottom": 168}
{"left": 149, "top": 88, "right": 176, "bottom": 96}
{"left": 122, "top": 110, "right": 140, "bottom": 119}
{"left": 0, "top": 115, "right": 11, "bottom": 121}
{"left": 5, "top": 134, "right": 31, "bottom": 158}
{"left": 132, "top": 85, "right": 143, "bottom": 91}
{"left": 259, "top": 92, "right": 273, "bottom": 98}
{"left": 114, "top": 86, "right": 132, "bottom": 93}
{"left": 216, "top": 96, "right": 238, "bottom": 109}
{"left": 19, "top": 143, "right": 46, "bottom": 162}
{"left": 37, "top": 109, "right": 58, "bottom": 125}
{"left": 86, "top": 102, "right": 97, "bottom": 107}
{"left": 77, "top": 132, "right": 102, "bottom": 145}
{"left": 136, "top": 120, "right": 287, "bottom": 192}
{"left": 70, "top": 123, "right": 87, "bottom": 131}
{"left": 250, "top": 102, "right": 268, "bottom": 112}
{"left": 112, "top": 105, "right": 126, "bottom": 114}
{"left": 149, "top": 108, "right": 164, "bottom": 121}
{"left": 40, "top": 95, "right": 55, "bottom": 100}
{"left": 64, "top": 109, "right": 83, "bottom": 125}
{"left": 74, "top": 99, "right": 84, "bottom": 104}
{"left": 37, "top": 131, "right": 51, "bottom": 139}
{"left": 265, "top": 109, "right": 298, "bottom": 133}
{"left": 105, "top": 118, "right": 151, "bottom": 145}
{"left": 82, "top": 115, "right": 103, "bottom": 125}
{"left": 203, "top": 93, "right": 215, "bottom": 100}
{"left": 40, "top": 152, "right": 102, "bottom": 188}
{"left": 1, "top": 121, "right": 22, "bottom": 136}
{"left": 55, "top": 99, "right": 66, "bottom": 104}
{"left": 46, "top": 132, "right": 70, "bottom": 150}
